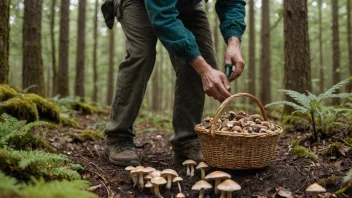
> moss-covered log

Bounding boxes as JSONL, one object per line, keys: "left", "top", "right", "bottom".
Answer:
{"left": 0, "top": 97, "right": 39, "bottom": 122}
{"left": 26, "top": 94, "right": 61, "bottom": 123}
{"left": 0, "top": 85, "right": 18, "bottom": 101}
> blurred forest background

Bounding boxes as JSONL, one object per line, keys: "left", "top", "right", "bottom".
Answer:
{"left": 1, "top": 0, "right": 351, "bottom": 114}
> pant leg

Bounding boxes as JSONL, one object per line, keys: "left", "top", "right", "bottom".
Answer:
{"left": 169, "top": 3, "right": 218, "bottom": 149}
{"left": 105, "top": 0, "right": 158, "bottom": 141}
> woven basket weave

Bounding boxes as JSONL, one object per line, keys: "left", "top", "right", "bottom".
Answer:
{"left": 195, "top": 93, "right": 282, "bottom": 170}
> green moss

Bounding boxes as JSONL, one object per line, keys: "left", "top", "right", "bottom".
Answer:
{"left": 79, "top": 130, "right": 104, "bottom": 141}
{"left": 25, "top": 94, "right": 61, "bottom": 123}
{"left": 0, "top": 84, "right": 18, "bottom": 101}
{"left": 70, "top": 102, "right": 99, "bottom": 115}
{"left": 327, "top": 142, "right": 345, "bottom": 156}
{"left": 344, "top": 138, "right": 352, "bottom": 147}
{"left": 60, "top": 116, "right": 80, "bottom": 128}
{"left": 292, "top": 146, "right": 318, "bottom": 162}
{"left": 0, "top": 96, "right": 39, "bottom": 122}
{"left": 317, "top": 175, "right": 342, "bottom": 186}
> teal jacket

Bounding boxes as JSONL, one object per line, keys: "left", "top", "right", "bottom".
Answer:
{"left": 145, "top": 0, "right": 246, "bottom": 62}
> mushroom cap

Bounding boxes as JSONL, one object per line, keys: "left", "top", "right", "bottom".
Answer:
{"left": 147, "top": 170, "right": 161, "bottom": 178}
{"left": 144, "top": 174, "right": 152, "bottom": 180}
{"left": 125, "top": 166, "right": 135, "bottom": 171}
{"left": 192, "top": 180, "right": 212, "bottom": 191}
{"left": 173, "top": 176, "right": 183, "bottom": 183}
{"left": 145, "top": 167, "right": 156, "bottom": 172}
{"left": 176, "top": 193, "right": 185, "bottom": 198}
{"left": 306, "top": 183, "right": 326, "bottom": 193}
{"left": 182, "top": 159, "right": 197, "bottom": 166}
{"left": 161, "top": 169, "right": 178, "bottom": 178}
{"left": 151, "top": 177, "right": 167, "bottom": 185}
{"left": 217, "top": 179, "right": 241, "bottom": 192}
{"left": 132, "top": 166, "right": 150, "bottom": 174}
{"left": 205, "top": 171, "right": 231, "bottom": 181}
{"left": 145, "top": 181, "right": 153, "bottom": 188}
{"left": 196, "top": 162, "right": 209, "bottom": 169}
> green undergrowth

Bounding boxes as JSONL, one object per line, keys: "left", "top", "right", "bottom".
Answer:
{"left": 0, "top": 114, "right": 96, "bottom": 198}
{"left": 292, "top": 146, "right": 318, "bottom": 162}
{"left": 79, "top": 130, "right": 104, "bottom": 141}
{"left": 136, "top": 111, "right": 173, "bottom": 133}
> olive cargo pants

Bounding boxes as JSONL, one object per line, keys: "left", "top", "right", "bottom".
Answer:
{"left": 105, "top": 0, "right": 217, "bottom": 150}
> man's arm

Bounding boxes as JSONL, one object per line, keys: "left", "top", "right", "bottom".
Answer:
{"left": 144, "top": 0, "right": 231, "bottom": 101}
{"left": 216, "top": 0, "right": 246, "bottom": 81}
{"left": 144, "top": 0, "right": 200, "bottom": 62}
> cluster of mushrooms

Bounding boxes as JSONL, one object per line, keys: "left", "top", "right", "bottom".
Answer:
{"left": 199, "top": 111, "right": 279, "bottom": 133}
{"left": 125, "top": 162, "right": 329, "bottom": 198}
{"left": 125, "top": 160, "right": 241, "bottom": 198}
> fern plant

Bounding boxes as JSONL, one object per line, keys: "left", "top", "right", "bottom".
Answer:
{"left": 266, "top": 78, "right": 352, "bottom": 141}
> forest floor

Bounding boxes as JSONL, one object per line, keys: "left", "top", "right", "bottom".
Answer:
{"left": 46, "top": 113, "right": 352, "bottom": 198}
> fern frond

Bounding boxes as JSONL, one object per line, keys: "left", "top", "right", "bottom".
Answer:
{"left": 49, "top": 167, "right": 81, "bottom": 180}
{"left": 0, "top": 171, "right": 20, "bottom": 193}
{"left": 328, "top": 93, "right": 352, "bottom": 99}
{"left": 22, "top": 179, "right": 96, "bottom": 198}
{"left": 318, "top": 78, "right": 351, "bottom": 100}
{"left": 265, "top": 101, "right": 309, "bottom": 113}
{"left": 278, "top": 89, "right": 312, "bottom": 108}
{"left": 17, "top": 150, "right": 68, "bottom": 169}
{"left": 20, "top": 121, "right": 50, "bottom": 132}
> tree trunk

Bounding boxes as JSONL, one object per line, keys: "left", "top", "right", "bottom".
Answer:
{"left": 50, "top": 0, "right": 58, "bottom": 96}
{"left": 260, "top": 0, "right": 271, "bottom": 105}
{"left": 107, "top": 28, "right": 115, "bottom": 105}
{"left": 0, "top": 0, "right": 10, "bottom": 84}
{"left": 22, "top": 0, "right": 45, "bottom": 96}
{"left": 283, "top": 0, "right": 311, "bottom": 114}
{"left": 318, "top": 0, "right": 324, "bottom": 93}
{"left": 347, "top": 0, "right": 352, "bottom": 93}
{"left": 57, "top": 0, "right": 70, "bottom": 97}
{"left": 92, "top": 0, "right": 99, "bottom": 102}
{"left": 248, "top": 0, "right": 256, "bottom": 96}
{"left": 331, "top": 0, "right": 340, "bottom": 105}
{"left": 74, "top": 0, "right": 86, "bottom": 98}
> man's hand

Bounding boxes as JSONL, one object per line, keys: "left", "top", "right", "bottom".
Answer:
{"left": 190, "top": 56, "right": 231, "bottom": 102}
{"left": 225, "top": 36, "right": 245, "bottom": 82}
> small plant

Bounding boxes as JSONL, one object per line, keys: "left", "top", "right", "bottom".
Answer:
{"left": 292, "top": 146, "right": 318, "bottom": 162}
{"left": 266, "top": 78, "right": 352, "bottom": 141}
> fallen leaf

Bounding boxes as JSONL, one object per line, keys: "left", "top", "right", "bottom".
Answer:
{"left": 87, "top": 184, "right": 101, "bottom": 192}
{"left": 275, "top": 187, "right": 294, "bottom": 198}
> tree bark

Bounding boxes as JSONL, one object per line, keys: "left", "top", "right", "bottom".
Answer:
{"left": 22, "top": 0, "right": 45, "bottom": 96}
{"left": 74, "top": 0, "right": 86, "bottom": 98}
{"left": 283, "top": 0, "right": 311, "bottom": 114}
{"left": 347, "top": 0, "right": 352, "bottom": 93}
{"left": 0, "top": 0, "right": 10, "bottom": 84}
{"left": 260, "top": 0, "right": 271, "bottom": 105}
{"left": 248, "top": 0, "right": 256, "bottom": 96}
{"left": 318, "top": 0, "right": 324, "bottom": 93}
{"left": 50, "top": 0, "right": 58, "bottom": 96}
{"left": 107, "top": 28, "right": 115, "bottom": 105}
{"left": 57, "top": 0, "right": 70, "bottom": 97}
{"left": 92, "top": 0, "right": 99, "bottom": 102}
{"left": 331, "top": 0, "right": 340, "bottom": 105}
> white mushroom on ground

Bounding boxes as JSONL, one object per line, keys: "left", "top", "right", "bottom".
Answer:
{"left": 305, "top": 183, "right": 326, "bottom": 198}
{"left": 192, "top": 180, "right": 212, "bottom": 198}
{"left": 205, "top": 171, "right": 231, "bottom": 195}
{"left": 176, "top": 192, "right": 186, "bottom": 198}
{"left": 173, "top": 176, "right": 183, "bottom": 193}
{"left": 196, "top": 162, "right": 209, "bottom": 180}
{"left": 145, "top": 181, "right": 154, "bottom": 195}
{"left": 151, "top": 177, "right": 167, "bottom": 198}
{"left": 161, "top": 169, "right": 178, "bottom": 189}
{"left": 217, "top": 179, "right": 241, "bottom": 198}
{"left": 182, "top": 160, "right": 197, "bottom": 177}
{"left": 133, "top": 166, "right": 152, "bottom": 189}
{"left": 150, "top": 170, "right": 161, "bottom": 178}
{"left": 125, "top": 166, "right": 137, "bottom": 186}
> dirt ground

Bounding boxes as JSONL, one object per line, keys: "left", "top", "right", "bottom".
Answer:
{"left": 48, "top": 114, "right": 352, "bottom": 198}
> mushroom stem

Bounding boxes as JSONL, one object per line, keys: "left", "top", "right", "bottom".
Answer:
{"left": 214, "top": 179, "right": 221, "bottom": 194}
{"left": 227, "top": 191, "right": 232, "bottom": 198}
{"left": 132, "top": 173, "right": 138, "bottom": 187}
{"left": 150, "top": 187, "right": 154, "bottom": 195}
{"left": 138, "top": 173, "right": 144, "bottom": 189}
{"left": 199, "top": 188, "right": 205, "bottom": 198}
{"left": 154, "top": 185, "right": 162, "bottom": 198}
{"left": 166, "top": 175, "right": 172, "bottom": 189}
{"left": 186, "top": 165, "right": 190, "bottom": 176}
{"left": 178, "top": 182, "right": 182, "bottom": 193}
{"left": 312, "top": 192, "right": 318, "bottom": 198}
{"left": 220, "top": 191, "right": 226, "bottom": 198}
{"left": 201, "top": 169, "right": 205, "bottom": 180}
{"left": 190, "top": 166, "right": 195, "bottom": 177}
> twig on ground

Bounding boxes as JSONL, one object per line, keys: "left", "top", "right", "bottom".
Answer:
{"left": 85, "top": 168, "right": 107, "bottom": 182}
{"left": 87, "top": 147, "right": 95, "bottom": 158}
{"left": 94, "top": 145, "right": 101, "bottom": 157}
{"left": 80, "top": 156, "right": 107, "bottom": 174}
{"left": 100, "top": 179, "right": 114, "bottom": 198}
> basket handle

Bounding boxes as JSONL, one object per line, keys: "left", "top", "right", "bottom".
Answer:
{"left": 209, "top": 93, "right": 268, "bottom": 137}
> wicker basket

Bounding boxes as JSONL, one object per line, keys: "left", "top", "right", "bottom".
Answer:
{"left": 195, "top": 93, "right": 282, "bottom": 170}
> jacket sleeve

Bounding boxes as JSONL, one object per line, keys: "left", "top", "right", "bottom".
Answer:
{"left": 145, "top": 0, "right": 201, "bottom": 62}
{"left": 215, "top": 0, "right": 246, "bottom": 43}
